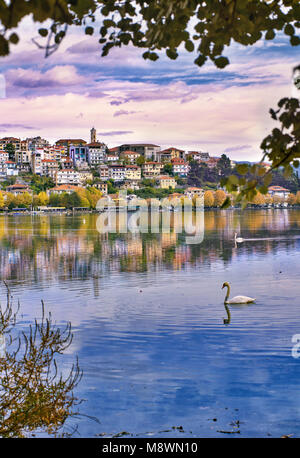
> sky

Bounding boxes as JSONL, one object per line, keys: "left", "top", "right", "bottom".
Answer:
{"left": 0, "top": 16, "right": 299, "bottom": 161}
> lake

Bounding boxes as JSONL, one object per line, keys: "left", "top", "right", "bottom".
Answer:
{"left": 1, "top": 209, "right": 300, "bottom": 438}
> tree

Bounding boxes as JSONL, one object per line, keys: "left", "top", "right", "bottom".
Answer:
{"left": 0, "top": 286, "right": 82, "bottom": 437}
{"left": 0, "top": 1, "right": 299, "bottom": 203}
{"left": 287, "top": 193, "right": 297, "bottom": 205}
{"left": 163, "top": 163, "right": 173, "bottom": 176}
{"left": 217, "top": 154, "right": 232, "bottom": 178}
{"left": 37, "top": 191, "right": 49, "bottom": 206}
{"left": 4, "top": 143, "right": 15, "bottom": 162}
{"left": 214, "top": 189, "right": 227, "bottom": 207}
{"left": 136, "top": 156, "right": 145, "bottom": 167}
{"left": 252, "top": 191, "right": 265, "bottom": 206}
{"left": 204, "top": 190, "right": 214, "bottom": 207}
{"left": 0, "top": 191, "right": 4, "bottom": 208}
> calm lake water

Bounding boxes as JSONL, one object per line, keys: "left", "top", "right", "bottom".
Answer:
{"left": 2, "top": 209, "right": 300, "bottom": 437}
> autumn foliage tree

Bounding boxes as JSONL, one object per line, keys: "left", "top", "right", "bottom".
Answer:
{"left": 214, "top": 190, "right": 227, "bottom": 208}
{"left": 204, "top": 190, "right": 214, "bottom": 207}
{"left": 287, "top": 193, "right": 297, "bottom": 205}
{"left": 251, "top": 191, "right": 265, "bottom": 206}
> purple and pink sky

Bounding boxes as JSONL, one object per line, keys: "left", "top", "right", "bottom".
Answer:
{"left": 0, "top": 17, "right": 299, "bottom": 161}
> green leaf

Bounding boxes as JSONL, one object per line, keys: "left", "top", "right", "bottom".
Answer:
{"left": 265, "top": 29, "right": 275, "bottom": 40}
{"left": 9, "top": 33, "right": 19, "bottom": 44}
{"left": 85, "top": 26, "right": 94, "bottom": 35}
{"left": 290, "top": 36, "right": 300, "bottom": 46}
{"left": 194, "top": 54, "right": 207, "bottom": 66}
{"left": 284, "top": 24, "right": 295, "bottom": 36}
{"left": 38, "top": 28, "right": 48, "bottom": 37}
{"left": 185, "top": 40, "right": 194, "bottom": 52}
{"left": 214, "top": 56, "right": 229, "bottom": 69}
{"left": 0, "top": 35, "right": 9, "bottom": 56}
{"left": 166, "top": 49, "right": 178, "bottom": 60}
{"left": 220, "top": 196, "right": 231, "bottom": 209}
{"left": 236, "top": 164, "right": 249, "bottom": 175}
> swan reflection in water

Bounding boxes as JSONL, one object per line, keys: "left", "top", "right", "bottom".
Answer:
{"left": 223, "top": 304, "right": 231, "bottom": 325}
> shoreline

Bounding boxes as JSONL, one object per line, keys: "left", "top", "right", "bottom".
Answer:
{"left": 0, "top": 205, "right": 299, "bottom": 216}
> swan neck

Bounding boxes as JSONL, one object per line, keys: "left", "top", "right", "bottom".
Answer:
{"left": 224, "top": 284, "right": 230, "bottom": 303}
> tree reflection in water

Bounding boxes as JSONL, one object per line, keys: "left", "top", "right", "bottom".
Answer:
{"left": 0, "top": 284, "right": 82, "bottom": 437}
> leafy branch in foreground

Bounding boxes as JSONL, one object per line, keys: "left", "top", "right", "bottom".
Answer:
{"left": 221, "top": 94, "right": 300, "bottom": 208}
{"left": 0, "top": 284, "right": 82, "bottom": 437}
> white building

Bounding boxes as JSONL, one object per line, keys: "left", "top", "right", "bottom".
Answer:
{"left": 56, "top": 169, "right": 81, "bottom": 186}
{"left": 108, "top": 165, "right": 126, "bottom": 182}
{"left": 87, "top": 142, "right": 106, "bottom": 166}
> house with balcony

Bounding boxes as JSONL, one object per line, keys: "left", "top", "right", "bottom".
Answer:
{"left": 93, "top": 181, "right": 108, "bottom": 194}
{"left": 56, "top": 169, "right": 81, "bottom": 186}
{"left": 142, "top": 161, "right": 163, "bottom": 178}
{"left": 87, "top": 142, "right": 107, "bottom": 166}
{"left": 41, "top": 159, "right": 59, "bottom": 180}
{"left": 186, "top": 151, "right": 210, "bottom": 162}
{"left": 157, "top": 147, "right": 185, "bottom": 163}
{"left": 118, "top": 143, "right": 161, "bottom": 160}
{"left": 105, "top": 153, "right": 119, "bottom": 163}
{"left": 6, "top": 183, "right": 31, "bottom": 195}
{"left": 48, "top": 184, "right": 84, "bottom": 195}
{"left": 184, "top": 187, "right": 204, "bottom": 198}
{"left": 157, "top": 175, "right": 176, "bottom": 189}
{"left": 99, "top": 164, "right": 109, "bottom": 181}
{"left": 125, "top": 165, "right": 141, "bottom": 181}
{"left": 171, "top": 158, "right": 190, "bottom": 177}
{"left": 119, "top": 150, "right": 141, "bottom": 164}
{"left": 268, "top": 186, "right": 290, "bottom": 199}
{"left": 108, "top": 165, "right": 126, "bottom": 182}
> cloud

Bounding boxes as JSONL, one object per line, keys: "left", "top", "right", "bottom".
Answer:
{"left": 224, "top": 145, "right": 252, "bottom": 152}
{"left": 98, "top": 131, "right": 134, "bottom": 136}
{"left": 113, "top": 110, "right": 140, "bottom": 117}
{"left": 5, "top": 65, "right": 85, "bottom": 95}
{"left": 0, "top": 123, "right": 37, "bottom": 130}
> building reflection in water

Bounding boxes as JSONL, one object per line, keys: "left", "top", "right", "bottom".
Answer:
{"left": 0, "top": 209, "right": 299, "bottom": 291}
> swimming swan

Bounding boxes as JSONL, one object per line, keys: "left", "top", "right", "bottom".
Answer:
{"left": 222, "top": 282, "right": 255, "bottom": 304}
{"left": 234, "top": 232, "right": 244, "bottom": 243}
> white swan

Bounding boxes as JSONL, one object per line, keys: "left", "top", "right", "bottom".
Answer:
{"left": 222, "top": 282, "right": 255, "bottom": 304}
{"left": 234, "top": 232, "right": 244, "bottom": 243}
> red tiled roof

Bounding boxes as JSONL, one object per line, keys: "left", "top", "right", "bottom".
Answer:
{"left": 268, "top": 186, "right": 289, "bottom": 191}
{"left": 51, "top": 185, "right": 82, "bottom": 191}
{"left": 87, "top": 142, "right": 105, "bottom": 147}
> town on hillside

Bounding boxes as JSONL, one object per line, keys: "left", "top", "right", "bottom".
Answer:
{"left": 0, "top": 127, "right": 299, "bottom": 211}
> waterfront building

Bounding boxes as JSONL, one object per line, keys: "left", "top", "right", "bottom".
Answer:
{"left": 48, "top": 184, "right": 84, "bottom": 195}
{"left": 268, "top": 186, "right": 290, "bottom": 199}
{"left": 185, "top": 187, "right": 204, "bottom": 198}
{"left": 6, "top": 183, "right": 31, "bottom": 195}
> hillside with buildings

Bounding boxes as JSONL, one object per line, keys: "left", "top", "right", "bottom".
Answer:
{"left": 0, "top": 127, "right": 299, "bottom": 210}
